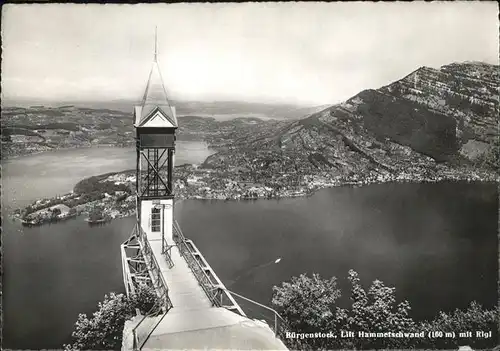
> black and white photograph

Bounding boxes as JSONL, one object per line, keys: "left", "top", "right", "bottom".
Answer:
{"left": 1, "top": 2, "right": 499, "bottom": 350}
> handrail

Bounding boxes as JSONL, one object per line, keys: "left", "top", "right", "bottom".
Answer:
{"left": 132, "top": 291, "right": 164, "bottom": 338}
{"left": 173, "top": 224, "right": 220, "bottom": 307}
{"left": 137, "top": 224, "right": 173, "bottom": 311}
{"left": 172, "top": 220, "right": 248, "bottom": 318}
{"left": 173, "top": 220, "right": 185, "bottom": 241}
{"left": 127, "top": 223, "right": 175, "bottom": 351}
{"left": 218, "top": 287, "right": 286, "bottom": 336}
{"left": 161, "top": 235, "right": 174, "bottom": 268}
{"left": 121, "top": 244, "right": 135, "bottom": 296}
{"left": 132, "top": 289, "right": 168, "bottom": 350}
{"left": 219, "top": 288, "right": 285, "bottom": 322}
{"left": 183, "top": 237, "right": 246, "bottom": 317}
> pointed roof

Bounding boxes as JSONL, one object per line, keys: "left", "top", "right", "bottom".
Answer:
{"left": 135, "top": 29, "right": 177, "bottom": 128}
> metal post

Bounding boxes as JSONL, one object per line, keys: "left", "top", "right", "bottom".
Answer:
{"left": 274, "top": 314, "right": 277, "bottom": 336}
{"left": 136, "top": 139, "right": 140, "bottom": 207}
{"left": 168, "top": 149, "right": 173, "bottom": 193}
{"left": 157, "top": 265, "right": 160, "bottom": 288}
{"left": 161, "top": 204, "right": 165, "bottom": 253}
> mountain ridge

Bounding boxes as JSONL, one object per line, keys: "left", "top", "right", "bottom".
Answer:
{"left": 203, "top": 61, "right": 499, "bottom": 179}
{"left": 1, "top": 98, "right": 327, "bottom": 120}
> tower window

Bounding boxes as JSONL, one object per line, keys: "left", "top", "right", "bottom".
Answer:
{"left": 151, "top": 207, "right": 161, "bottom": 232}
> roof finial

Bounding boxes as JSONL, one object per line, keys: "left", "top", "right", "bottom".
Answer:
{"left": 154, "top": 26, "right": 158, "bottom": 62}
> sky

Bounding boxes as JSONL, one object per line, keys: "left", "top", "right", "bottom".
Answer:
{"left": 2, "top": 2, "right": 498, "bottom": 106}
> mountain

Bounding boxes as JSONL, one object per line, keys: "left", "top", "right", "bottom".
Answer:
{"left": 3, "top": 61, "right": 498, "bottom": 181}
{"left": 378, "top": 62, "right": 498, "bottom": 159}
{"left": 204, "top": 62, "right": 499, "bottom": 179}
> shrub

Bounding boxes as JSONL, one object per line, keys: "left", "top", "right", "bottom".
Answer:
{"left": 272, "top": 273, "right": 342, "bottom": 350}
{"left": 88, "top": 207, "right": 105, "bottom": 222}
{"left": 51, "top": 208, "right": 61, "bottom": 218}
{"left": 64, "top": 285, "right": 160, "bottom": 350}
{"left": 419, "top": 301, "right": 499, "bottom": 349}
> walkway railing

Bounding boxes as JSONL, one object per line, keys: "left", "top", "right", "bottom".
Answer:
{"left": 217, "top": 287, "right": 286, "bottom": 337}
{"left": 172, "top": 220, "right": 290, "bottom": 341}
{"left": 121, "top": 243, "right": 134, "bottom": 296}
{"left": 172, "top": 220, "right": 220, "bottom": 307}
{"left": 161, "top": 234, "right": 174, "bottom": 269}
{"left": 132, "top": 290, "right": 169, "bottom": 351}
{"left": 137, "top": 224, "right": 173, "bottom": 310}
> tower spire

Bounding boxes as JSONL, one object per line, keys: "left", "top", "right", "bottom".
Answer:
{"left": 154, "top": 26, "right": 158, "bottom": 62}
{"left": 134, "top": 26, "right": 177, "bottom": 128}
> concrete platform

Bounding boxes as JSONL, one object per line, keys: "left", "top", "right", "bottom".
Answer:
{"left": 143, "top": 307, "right": 288, "bottom": 350}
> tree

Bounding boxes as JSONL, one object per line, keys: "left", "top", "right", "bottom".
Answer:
{"left": 89, "top": 207, "right": 105, "bottom": 222}
{"left": 343, "top": 270, "right": 416, "bottom": 350}
{"left": 272, "top": 271, "right": 499, "bottom": 350}
{"left": 419, "top": 301, "right": 499, "bottom": 350}
{"left": 273, "top": 273, "right": 341, "bottom": 331}
{"left": 51, "top": 208, "right": 62, "bottom": 218}
{"left": 486, "top": 135, "right": 500, "bottom": 171}
{"left": 2, "top": 127, "right": 13, "bottom": 140}
{"left": 116, "top": 193, "right": 128, "bottom": 202}
{"left": 22, "top": 205, "right": 35, "bottom": 219}
{"left": 64, "top": 285, "right": 160, "bottom": 351}
{"left": 475, "top": 135, "right": 500, "bottom": 171}
{"left": 272, "top": 273, "right": 341, "bottom": 350}
{"left": 272, "top": 271, "right": 416, "bottom": 349}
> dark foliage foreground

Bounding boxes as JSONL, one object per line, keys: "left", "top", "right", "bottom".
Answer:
{"left": 272, "top": 270, "right": 499, "bottom": 350}
{"left": 64, "top": 285, "right": 160, "bottom": 351}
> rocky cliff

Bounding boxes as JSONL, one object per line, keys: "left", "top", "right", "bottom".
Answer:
{"left": 204, "top": 61, "right": 498, "bottom": 179}
{"left": 380, "top": 62, "right": 498, "bottom": 159}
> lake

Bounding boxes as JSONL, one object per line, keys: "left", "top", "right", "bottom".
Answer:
{"left": 2, "top": 142, "right": 212, "bottom": 210}
{"left": 2, "top": 146, "right": 498, "bottom": 350}
{"left": 175, "top": 183, "right": 498, "bottom": 322}
{"left": 2, "top": 143, "right": 213, "bottom": 350}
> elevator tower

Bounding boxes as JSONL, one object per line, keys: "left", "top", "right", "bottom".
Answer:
{"left": 134, "top": 28, "right": 177, "bottom": 245}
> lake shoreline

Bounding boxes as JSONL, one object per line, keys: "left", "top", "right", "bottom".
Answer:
{"left": 1, "top": 140, "right": 213, "bottom": 161}
{"left": 7, "top": 145, "right": 498, "bottom": 227}
{"left": 11, "top": 174, "right": 498, "bottom": 227}
{"left": 1, "top": 143, "right": 137, "bottom": 161}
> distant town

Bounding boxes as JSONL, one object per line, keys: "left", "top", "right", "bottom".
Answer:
{"left": 11, "top": 149, "right": 497, "bottom": 226}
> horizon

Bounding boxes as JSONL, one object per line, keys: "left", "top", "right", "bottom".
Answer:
{"left": 2, "top": 59, "right": 497, "bottom": 109}
{"left": 2, "top": 60, "right": 497, "bottom": 109}
{"left": 2, "top": 2, "right": 498, "bottom": 106}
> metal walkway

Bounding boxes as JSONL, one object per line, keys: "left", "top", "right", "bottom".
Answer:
{"left": 147, "top": 229, "right": 212, "bottom": 312}
{"left": 122, "top": 219, "right": 288, "bottom": 350}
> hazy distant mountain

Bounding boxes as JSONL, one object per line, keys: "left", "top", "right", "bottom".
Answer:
{"left": 0, "top": 97, "right": 327, "bottom": 159}
{"left": 1, "top": 98, "right": 328, "bottom": 121}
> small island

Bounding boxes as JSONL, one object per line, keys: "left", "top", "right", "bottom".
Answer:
{"left": 85, "top": 206, "right": 111, "bottom": 225}
{"left": 20, "top": 204, "right": 77, "bottom": 226}
{"left": 13, "top": 173, "right": 136, "bottom": 225}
